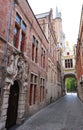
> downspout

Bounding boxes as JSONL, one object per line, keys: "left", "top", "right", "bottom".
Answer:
{"left": 1, "top": 0, "right": 15, "bottom": 95}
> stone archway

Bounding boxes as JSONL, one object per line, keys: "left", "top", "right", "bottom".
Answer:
{"left": 0, "top": 52, "right": 28, "bottom": 130}
{"left": 63, "top": 74, "right": 77, "bottom": 93}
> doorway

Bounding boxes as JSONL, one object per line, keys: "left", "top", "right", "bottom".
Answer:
{"left": 6, "top": 81, "right": 19, "bottom": 129}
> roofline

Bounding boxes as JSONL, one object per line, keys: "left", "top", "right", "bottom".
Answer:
{"left": 26, "top": 0, "right": 49, "bottom": 43}
{"left": 55, "top": 17, "right": 62, "bottom": 20}
{"left": 36, "top": 11, "right": 50, "bottom": 16}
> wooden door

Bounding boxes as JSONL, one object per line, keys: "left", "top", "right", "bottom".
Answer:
{"left": 6, "top": 81, "right": 19, "bottom": 129}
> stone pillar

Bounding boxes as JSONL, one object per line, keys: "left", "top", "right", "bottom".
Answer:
{"left": 17, "top": 87, "right": 26, "bottom": 124}
{"left": 0, "top": 86, "right": 10, "bottom": 130}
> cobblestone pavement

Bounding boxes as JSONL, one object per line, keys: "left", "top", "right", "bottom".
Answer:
{"left": 16, "top": 93, "right": 83, "bottom": 130}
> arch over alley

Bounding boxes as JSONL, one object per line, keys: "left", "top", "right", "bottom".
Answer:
{"left": 62, "top": 73, "right": 77, "bottom": 94}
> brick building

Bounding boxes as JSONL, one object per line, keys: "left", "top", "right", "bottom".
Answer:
{"left": 0, "top": 0, "right": 49, "bottom": 129}
{"left": 0, "top": 0, "right": 63, "bottom": 130}
{"left": 76, "top": 5, "right": 83, "bottom": 102}
{"left": 36, "top": 8, "right": 63, "bottom": 102}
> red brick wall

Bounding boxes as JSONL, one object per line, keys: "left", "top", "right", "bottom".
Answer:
{"left": 76, "top": 56, "right": 82, "bottom": 80}
{"left": 12, "top": 0, "right": 48, "bottom": 113}
{"left": 0, "top": 0, "right": 11, "bottom": 39}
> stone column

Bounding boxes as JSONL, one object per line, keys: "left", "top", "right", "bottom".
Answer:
{"left": 0, "top": 84, "right": 10, "bottom": 130}
{"left": 17, "top": 87, "right": 26, "bottom": 124}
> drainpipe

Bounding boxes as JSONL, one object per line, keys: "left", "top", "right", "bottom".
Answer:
{"left": 1, "top": 0, "right": 15, "bottom": 95}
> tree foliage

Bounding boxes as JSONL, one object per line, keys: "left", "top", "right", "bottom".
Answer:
{"left": 65, "top": 78, "right": 76, "bottom": 92}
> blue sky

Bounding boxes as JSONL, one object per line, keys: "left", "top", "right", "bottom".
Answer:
{"left": 28, "top": 0, "right": 83, "bottom": 46}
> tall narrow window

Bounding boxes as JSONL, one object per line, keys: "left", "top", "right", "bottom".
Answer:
{"left": 33, "top": 85, "right": 36, "bottom": 104}
{"left": 29, "top": 74, "right": 38, "bottom": 105}
{"left": 32, "top": 36, "right": 38, "bottom": 63}
{"left": 20, "top": 32, "right": 25, "bottom": 52}
{"left": 35, "top": 40, "right": 38, "bottom": 63}
{"left": 14, "top": 25, "right": 20, "bottom": 48}
{"left": 29, "top": 84, "right": 33, "bottom": 105}
{"left": 35, "top": 47, "right": 38, "bottom": 63}
{"left": 65, "top": 60, "right": 67, "bottom": 68}
{"left": 43, "top": 51, "right": 45, "bottom": 68}
{"left": 21, "top": 21, "right": 26, "bottom": 31}
{"left": 41, "top": 48, "right": 43, "bottom": 67}
{"left": 15, "top": 13, "right": 21, "bottom": 25}
{"left": 32, "top": 44, "right": 35, "bottom": 61}
{"left": 41, "top": 48, "right": 45, "bottom": 68}
{"left": 70, "top": 59, "right": 73, "bottom": 67}
{"left": 42, "top": 79, "right": 45, "bottom": 99}
{"left": 40, "top": 78, "right": 45, "bottom": 102}
{"left": 68, "top": 59, "right": 70, "bottom": 68}
{"left": 14, "top": 13, "right": 26, "bottom": 52}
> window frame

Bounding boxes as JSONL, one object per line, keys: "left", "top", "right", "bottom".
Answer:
{"left": 29, "top": 73, "right": 38, "bottom": 105}
{"left": 32, "top": 36, "right": 38, "bottom": 63}
{"left": 65, "top": 59, "right": 73, "bottom": 68}
{"left": 14, "top": 12, "right": 26, "bottom": 52}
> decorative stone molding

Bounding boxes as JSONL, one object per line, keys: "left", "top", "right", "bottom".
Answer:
{"left": 0, "top": 52, "right": 28, "bottom": 129}
{"left": 5, "top": 52, "right": 28, "bottom": 89}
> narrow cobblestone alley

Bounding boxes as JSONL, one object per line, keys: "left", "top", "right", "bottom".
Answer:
{"left": 16, "top": 94, "right": 83, "bottom": 130}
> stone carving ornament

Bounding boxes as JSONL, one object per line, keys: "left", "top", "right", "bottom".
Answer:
{"left": 5, "top": 53, "right": 28, "bottom": 88}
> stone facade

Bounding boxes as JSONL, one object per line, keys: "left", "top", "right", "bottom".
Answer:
{"left": 61, "top": 41, "right": 76, "bottom": 93}
{"left": 76, "top": 5, "right": 83, "bottom": 102}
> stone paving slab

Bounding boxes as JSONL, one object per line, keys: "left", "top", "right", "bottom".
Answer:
{"left": 16, "top": 94, "right": 83, "bottom": 130}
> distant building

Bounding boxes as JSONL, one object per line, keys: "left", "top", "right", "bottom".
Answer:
{"left": 62, "top": 41, "right": 76, "bottom": 93}
{"left": 36, "top": 7, "right": 65, "bottom": 101}
{"left": 54, "top": 7, "right": 65, "bottom": 96}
